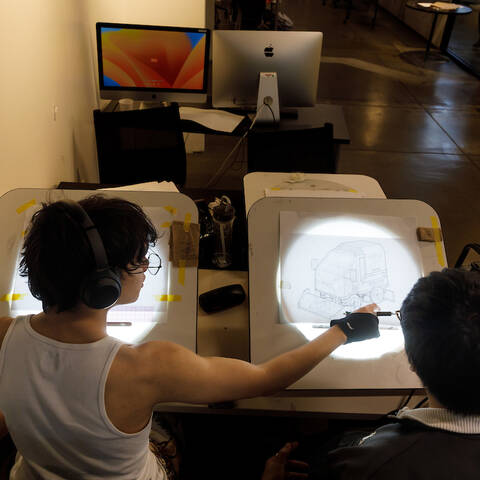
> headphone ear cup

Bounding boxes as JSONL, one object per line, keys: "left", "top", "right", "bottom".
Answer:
{"left": 82, "top": 268, "right": 122, "bottom": 309}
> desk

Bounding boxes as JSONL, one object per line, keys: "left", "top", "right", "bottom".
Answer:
{"left": 56, "top": 177, "right": 426, "bottom": 416}
{"left": 102, "top": 101, "right": 350, "bottom": 184}
{"left": 405, "top": 1, "right": 473, "bottom": 61}
{"left": 170, "top": 268, "right": 424, "bottom": 418}
{"left": 181, "top": 104, "right": 349, "bottom": 142}
{"left": 193, "top": 104, "right": 350, "bottom": 184}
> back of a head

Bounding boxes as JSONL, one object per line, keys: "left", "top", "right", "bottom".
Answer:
{"left": 400, "top": 268, "right": 480, "bottom": 414}
{"left": 19, "top": 195, "right": 157, "bottom": 312}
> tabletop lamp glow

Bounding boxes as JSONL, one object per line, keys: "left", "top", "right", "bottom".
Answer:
{"left": 277, "top": 214, "right": 423, "bottom": 360}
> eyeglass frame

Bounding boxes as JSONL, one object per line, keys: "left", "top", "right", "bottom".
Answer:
{"left": 128, "top": 252, "right": 162, "bottom": 276}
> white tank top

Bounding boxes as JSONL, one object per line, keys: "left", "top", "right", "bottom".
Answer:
{"left": 0, "top": 315, "right": 166, "bottom": 480}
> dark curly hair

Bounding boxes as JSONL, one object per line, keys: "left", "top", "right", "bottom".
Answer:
{"left": 19, "top": 195, "right": 157, "bottom": 312}
{"left": 400, "top": 268, "right": 480, "bottom": 414}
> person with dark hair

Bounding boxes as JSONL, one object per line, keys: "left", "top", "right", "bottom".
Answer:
{"left": 324, "top": 268, "right": 480, "bottom": 480}
{"left": 0, "top": 194, "right": 380, "bottom": 480}
{"left": 238, "top": 0, "right": 266, "bottom": 28}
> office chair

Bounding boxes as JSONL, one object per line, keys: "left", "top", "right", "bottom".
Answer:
{"left": 247, "top": 122, "right": 336, "bottom": 174}
{"left": 93, "top": 103, "right": 186, "bottom": 187}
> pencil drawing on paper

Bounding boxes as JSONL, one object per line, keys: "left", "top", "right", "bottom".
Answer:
{"left": 298, "top": 240, "right": 395, "bottom": 320}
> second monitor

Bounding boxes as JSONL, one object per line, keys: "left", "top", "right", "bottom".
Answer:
{"left": 212, "top": 30, "right": 323, "bottom": 122}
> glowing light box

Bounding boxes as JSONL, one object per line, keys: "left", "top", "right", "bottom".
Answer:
{"left": 249, "top": 197, "right": 446, "bottom": 390}
{"left": 0, "top": 189, "right": 198, "bottom": 350}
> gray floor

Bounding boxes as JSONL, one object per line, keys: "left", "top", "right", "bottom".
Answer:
{"left": 186, "top": 0, "right": 480, "bottom": 266}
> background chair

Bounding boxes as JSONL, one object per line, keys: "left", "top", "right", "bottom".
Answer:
{"left": 247, "top": 122, "right": 336, "bottom": 173}
{"left": 93, "top": 103, "right": 186, "bottom": 187}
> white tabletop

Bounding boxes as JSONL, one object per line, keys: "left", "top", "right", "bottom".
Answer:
{"left": 243, "top": 172, "right": 386, "bottom": 215}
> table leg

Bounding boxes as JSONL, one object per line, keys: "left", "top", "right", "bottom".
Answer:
{"left": 425, "top": 12, "right": 439, "bottom": 61}
{"left": 371, "top": 0, "right": 379, "bottom": 28}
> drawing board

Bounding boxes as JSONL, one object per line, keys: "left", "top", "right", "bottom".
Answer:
{"left": 249, "top": 197, "right": 446, "bottom": 390}
{"left": 0, "top": 189, "right": 198, "bottom": 351}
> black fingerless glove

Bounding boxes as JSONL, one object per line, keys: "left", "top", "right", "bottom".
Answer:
{"left": 330, "top": 312, "right": 380, "bottom": 344}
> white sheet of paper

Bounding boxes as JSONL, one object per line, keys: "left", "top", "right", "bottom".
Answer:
{"left": 266, "top": 188, "right": 365, "bottom": 198}
{"left": 180, "top": 107, "right": 245, "bottom": 133}
{"left": 278, "top": 211, "right": 423, "bottom": 327}
{"left": 101, "top": 181, "right": 179, "bottom": 192}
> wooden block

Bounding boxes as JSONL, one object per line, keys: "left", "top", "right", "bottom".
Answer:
{"left": 169, "top": 221, "right": 200, "bottom": 267}
{"left": 416, "top": 227, "right": 443, "bottom": 242}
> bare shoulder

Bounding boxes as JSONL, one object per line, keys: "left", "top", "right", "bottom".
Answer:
{"left": 0, "top": 317, "right": 14, "bottom": 349}
{"left": 107, "top": 340, "right": 187, "bottom": 407}
{"left": 111, "top": 341, "right": 183, "bottom": 381}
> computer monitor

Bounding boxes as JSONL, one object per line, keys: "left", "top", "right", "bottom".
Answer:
{"left": 96, "top": 22, "right": 210, "bottom": 104}
{"left": 212, "top": 30, "right": 323, "bottom": 117}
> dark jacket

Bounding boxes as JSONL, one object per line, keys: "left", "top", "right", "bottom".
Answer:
{"left": 328, "top": 418, "right": 480, "bottom": 480}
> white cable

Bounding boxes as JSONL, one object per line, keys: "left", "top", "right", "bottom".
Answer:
{"left": 205, "top": 104, "right": 268, "bottom": 188}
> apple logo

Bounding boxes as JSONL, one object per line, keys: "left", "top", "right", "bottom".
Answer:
{"left": 264, "top": 43, "right": 274, "bottom": 58}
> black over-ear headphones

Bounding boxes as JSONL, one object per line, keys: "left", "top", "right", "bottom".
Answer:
{"left": 59, "top": 200, "right": 122, "bottom": 309}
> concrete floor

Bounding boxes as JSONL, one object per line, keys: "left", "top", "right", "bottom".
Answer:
{"left": 187, "top": 0, "right": 480, "bottom": 267}
{"left": 181, "top": 8, "right": 480, "bottom": 476}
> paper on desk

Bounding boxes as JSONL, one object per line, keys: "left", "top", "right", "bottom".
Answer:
{"left": 431, "top": 1, "right": 460, "bottom": 9}
{"left": 266, "top": 188, "right": 365, "bottom": 198}
{"left": 264, "top": 178, "right": 366, "bottom": 198}
{"left": 179, "top": 107, "right": 245, "bottom": 133}
{"left": 101, "top": 181, "right": 179, "bottom": 192}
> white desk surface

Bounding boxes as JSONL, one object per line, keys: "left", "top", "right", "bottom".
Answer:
{"left": 243, "top": 172, "right": 386, "bottom": 215}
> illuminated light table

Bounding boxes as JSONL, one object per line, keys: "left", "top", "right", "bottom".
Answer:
{"left": 248, "top": 197, "right": 446, "bottom": 394}
{"left": 0, "top": 188, "right": 199, "bottom": 350}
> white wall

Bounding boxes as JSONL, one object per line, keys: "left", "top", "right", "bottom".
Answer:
{"left": 0, "top": 1, "right": 206, "bottom": 197}
{"left": 0, "top": 0, "right": 98, "bottom": 196}
{"left": 88, "top": 0, "right": 206, "bottom": 27}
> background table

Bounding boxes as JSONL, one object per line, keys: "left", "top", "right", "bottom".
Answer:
{"left": 405, "top": 1, "right": 473, "bottom": 61}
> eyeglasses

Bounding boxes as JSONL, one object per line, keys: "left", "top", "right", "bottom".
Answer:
{"left": 395, "top": 310, "right": 402, "bottom": 321}
{"left": 130, "top": 252, "right": 162, "bottom": 276}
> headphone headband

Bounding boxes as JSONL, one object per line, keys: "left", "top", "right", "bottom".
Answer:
{"left": 58, "top": 200, "right": 121, "bottom": 309}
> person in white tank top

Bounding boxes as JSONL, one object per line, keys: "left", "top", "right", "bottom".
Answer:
{"left": 0, "top": 195, "right": 380, "bottom": 480}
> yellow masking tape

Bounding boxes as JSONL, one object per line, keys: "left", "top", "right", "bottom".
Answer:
{"left": 1, "top": 294, "right": 27, "bottom": 302}
{"left": 161, "top": 222, "right": 171, "bottom": 228}
{"left": 164, "top": 206, "right": 177, "bottom": 216}
{"left": 178, "top": 260, "right": 186, "bottom": 286}
{"left": 184, "top": 213, "right": 192, "bottom": 232}
{"left": 430, "top": 216, "right": 446, "bottom": 267}
{"left": 16, "top": 199, "right": 36, "bottom": 214}
{"left": 154, "top": 294, "right": 182, "bottom": 302}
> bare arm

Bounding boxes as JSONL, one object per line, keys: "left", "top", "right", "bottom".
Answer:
{"left": 139, "top": 325, "right": 347, "bottom": 405}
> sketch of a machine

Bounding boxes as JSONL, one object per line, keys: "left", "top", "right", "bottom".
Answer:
{"left": 298, "top": 240, "right": 395, "bottom": 320}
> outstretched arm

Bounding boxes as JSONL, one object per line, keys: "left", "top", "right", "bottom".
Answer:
{"left": 138, "top": 304, "right": 379, "bottom": 405}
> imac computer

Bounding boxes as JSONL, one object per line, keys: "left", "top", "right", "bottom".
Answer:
{"left": 96, "top": 22, "right": 210, "bottom": 104}
{"left": 212, "top": 30, "right": 323, "bottom": 122}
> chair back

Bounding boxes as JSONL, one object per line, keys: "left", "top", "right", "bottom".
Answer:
{"left": 247, "top": 122, "right": 335, "bottom": 173}
{"left": 93, "top": 103, "right": 186, "bottom": 186}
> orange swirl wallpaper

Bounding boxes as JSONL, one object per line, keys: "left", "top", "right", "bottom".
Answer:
{"left": 101, "top": 28, "right": 207, "bottom": 90}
